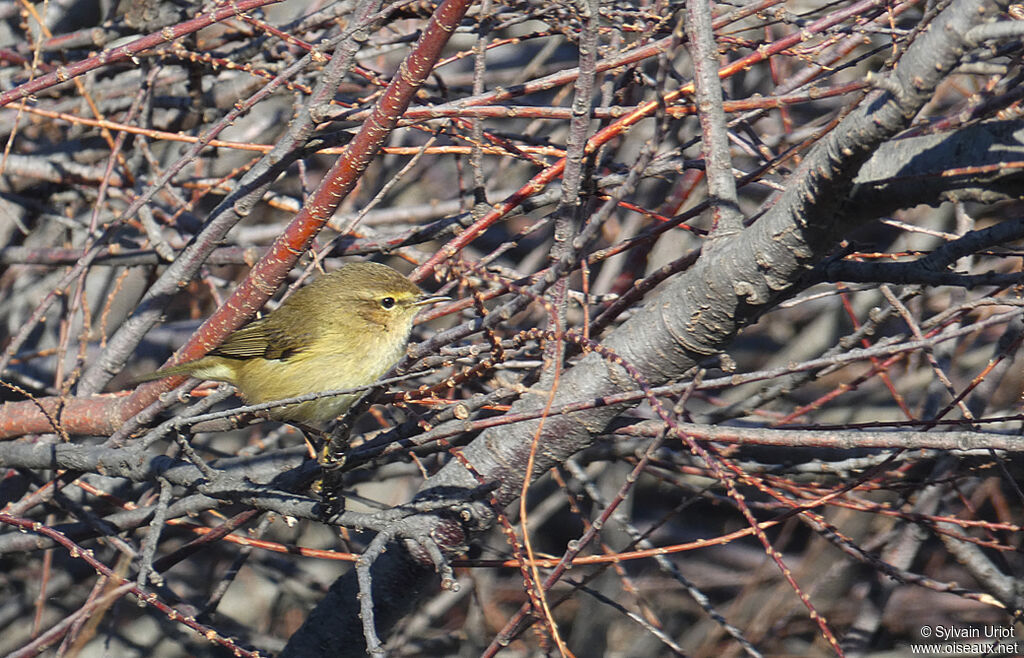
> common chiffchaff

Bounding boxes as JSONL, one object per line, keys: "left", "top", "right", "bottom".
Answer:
{"left": 137, "top": 262, "right": 447, "bottom": 424}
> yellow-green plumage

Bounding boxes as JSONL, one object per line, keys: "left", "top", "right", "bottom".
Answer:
{"left": 137, "top": 262, "right": 444, "bottom": 424}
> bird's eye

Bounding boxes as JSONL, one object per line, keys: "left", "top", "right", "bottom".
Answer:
{"left": 380, "top": 296, "right": 396, "bottom": 309}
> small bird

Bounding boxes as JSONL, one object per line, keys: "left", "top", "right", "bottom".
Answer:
{"left": 137, "top": 262, "right": 448, "bottom": 425}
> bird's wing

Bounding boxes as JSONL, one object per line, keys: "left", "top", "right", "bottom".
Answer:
{"left": 209, "top": 317, "right": 313, "bottom": 361}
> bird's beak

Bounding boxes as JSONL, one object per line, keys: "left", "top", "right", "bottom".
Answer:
{"left": 414, "top": 295, "right": 451, "bottom": 307}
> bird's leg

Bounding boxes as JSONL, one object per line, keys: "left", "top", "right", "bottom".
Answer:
{"left": 313, "top": 419, "right": 355, "bottom": 519}
{"left": 294, "top": 423, "right": 349, "bottom": 518}
{"left": 290, "top": 421, "right": 330, "bottom": 460}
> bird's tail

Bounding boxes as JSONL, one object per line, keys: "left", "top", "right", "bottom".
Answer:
{"left": 133, "top": 356, "right": 236, "bottom": 386}
{"left": 132, "top": 360, "right": 202, "bottom": 384}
